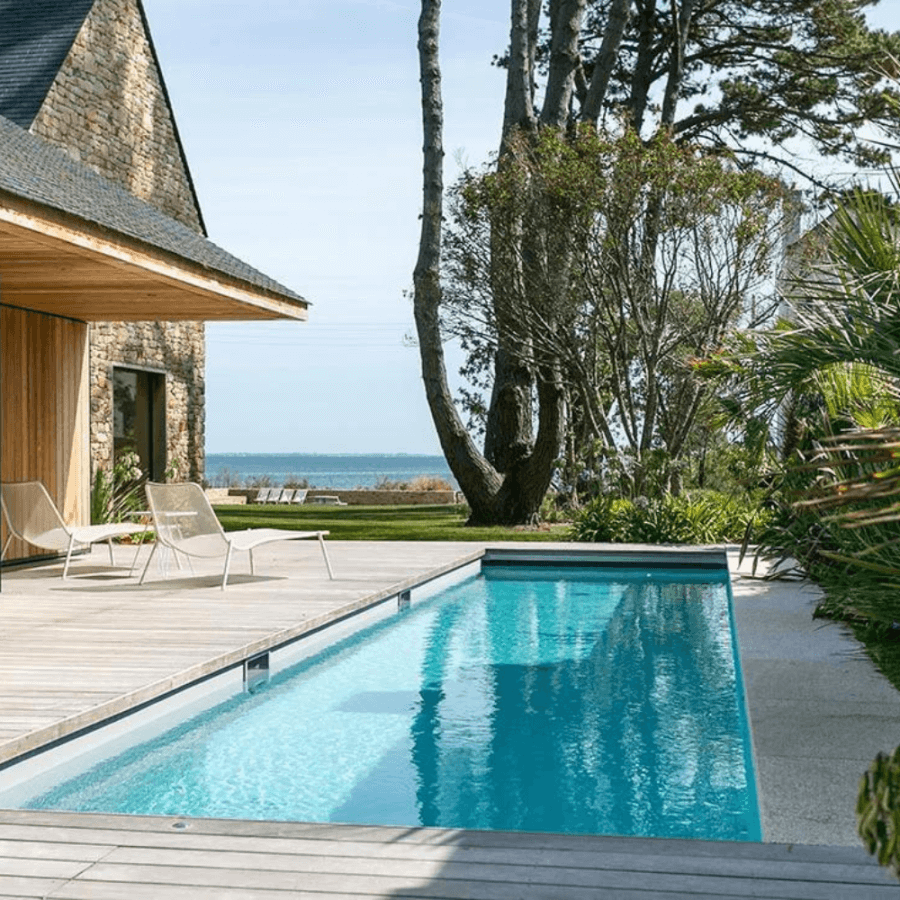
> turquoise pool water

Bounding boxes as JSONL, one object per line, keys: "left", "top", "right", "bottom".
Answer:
{"left": 26, "top": 564, "right": 761, "bottom": 841}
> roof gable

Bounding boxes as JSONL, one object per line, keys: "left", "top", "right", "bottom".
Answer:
{"left": 0, "top": 0, "right": 94, "bottom": 128}
{"left": 0, "top": 113, "right": 306, "bottom": 314}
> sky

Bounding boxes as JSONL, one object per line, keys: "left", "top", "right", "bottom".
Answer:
{"left": 143, "top": 0, "right": 507, "bottom": 455}
{"left": 143, "top": 0, "right": 900, "bottom": 456}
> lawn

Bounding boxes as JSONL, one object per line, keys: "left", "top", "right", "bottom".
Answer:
{"left": 214, "top": 503, "right": 570, "bottom": 542}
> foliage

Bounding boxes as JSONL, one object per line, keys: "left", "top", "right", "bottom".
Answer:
{"left": 537, "top": 0, "right": 900, "bottom": 187}
{"left": 90, "top": 451, "right": 144, "bottom": 525}
{"left": 568, "top": 490, "right": 769, "bottom": 545}
{"left": 414, "top": 0, "right": 900, "bottom": 525}
{"left": 445, "top": 128, "right": 785, "bottom": 497}
{"left": 372, "top": 475, "right": 454, "bottom": 491}
{"left": 699, "top": 174, "right": 900, "bottom": 611}
{"left": 858, "top": 746, "right": 900, "bottom": 879}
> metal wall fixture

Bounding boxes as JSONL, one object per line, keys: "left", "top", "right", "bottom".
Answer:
{"left": 244, "top": 651, "right": 270, "bottom": 693}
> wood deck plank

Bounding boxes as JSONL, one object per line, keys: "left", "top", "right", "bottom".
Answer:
{"left": 0, "top": 815, "right": 894, "bottom": 900}
{"left": 96, "top": 843, "right": 896, "bottom": 887}
{"left": 75, "top": 862, "right": 899, "bottom": 899}
{"left": 0, "top": 874, "right": 69, "bottom": 898}
{"left": 0, "top": 824, "right": 886, "bottom": 885}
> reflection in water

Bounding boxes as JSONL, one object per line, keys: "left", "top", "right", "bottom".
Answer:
{"left": 379, "top": 574, "right": 757, "bottom": 840}
{"left": 26, "top": 566, "right": 759, "bottom": 841}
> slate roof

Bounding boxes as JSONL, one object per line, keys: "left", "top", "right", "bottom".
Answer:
{"left": 0, "top": 0, "right": 94, "bottom": 128}
{"left": 0, "top": 114, "right": 305, "bottom": 304}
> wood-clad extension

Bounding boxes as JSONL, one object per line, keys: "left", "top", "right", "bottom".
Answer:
{"left": 0, "top": 305, "right": 89, "bottom": 558}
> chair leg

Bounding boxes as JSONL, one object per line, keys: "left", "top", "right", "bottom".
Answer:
{"left": 222, "top": 543, "right": 234, "bottom": 590}
{"left": 139, "top": 541, "right": 158, "bottom": 585}
{"left": 248, "top": 548, "right": 255, "bottom": 576}
{"left": 128, "top": 530, "right": 145, "bottom": 576}
{"left": 106, "top": 538, "right": 115, "bottom": 566}
{"left": 318, "top": 533, "right": 334, "bottom": 580}
{"left": 63, "top": 535, "right": 77, "bottom": 580}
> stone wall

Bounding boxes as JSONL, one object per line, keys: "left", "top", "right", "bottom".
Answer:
{"left": 30, "top": 0, "right": 206, "bottom": 484}
{"left": 31, "top": 0, "right": 202, "bottom": 230}
{"left": 90, "top": 322, "right": 205, "bottom": 483}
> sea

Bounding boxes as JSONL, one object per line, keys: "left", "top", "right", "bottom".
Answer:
{"left": 205, "top": 453, "right": 456, "bottom": 490}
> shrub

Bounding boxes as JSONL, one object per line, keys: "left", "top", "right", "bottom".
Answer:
{"left": 858, "top": 746, "right": 900, "bottom": 880}
{"left": 372, "top": 475, "right": 454, "bottom": 491}
{"left": 569, "top": 490, "right": 770, "bottom": 545}
{"left": 90, "top": 450, "right": 144, "bottom": 525}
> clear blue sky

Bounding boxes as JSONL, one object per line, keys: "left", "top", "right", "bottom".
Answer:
{"left": 143, "top": 0, "right": 900, "bottom": 455}
{"left": 143, "top": 0, "right": 507, "bottom": 455}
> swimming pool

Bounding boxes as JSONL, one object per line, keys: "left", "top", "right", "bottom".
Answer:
{"left": 14, "top": 557, "right": 761, "bottom": 841}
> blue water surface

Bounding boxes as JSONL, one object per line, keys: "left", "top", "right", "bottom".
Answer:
{"left": 29, "top": 565, "right": 760, "bottom": 841}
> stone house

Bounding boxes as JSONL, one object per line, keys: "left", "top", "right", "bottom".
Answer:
{"left": 0, "top": 0, "right": 308, "bottom": 565}
{"left": 0, "top": 0, "right": 231, "bottom": 485}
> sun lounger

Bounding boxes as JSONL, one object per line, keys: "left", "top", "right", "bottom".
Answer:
{"left": 310, "top": 495, "right": 347, "bottom": 506}
{"left": 254, "top": 487, "right": 275, "bottom": 503}
{"left": 140, "top": 482, "right": 333, "bottom": 589}
{"left": 291, "top": 489, "right": 308, "bottom": 505}
{"left": 276, "top": 489, "right": 295, "bottom": 504}
{"left": 1, "top": 480, "right": 148, "bottom": 579}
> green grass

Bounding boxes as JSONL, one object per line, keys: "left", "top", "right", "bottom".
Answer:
{"left": 213, "top": 504, "right": 570, "bottom": 542}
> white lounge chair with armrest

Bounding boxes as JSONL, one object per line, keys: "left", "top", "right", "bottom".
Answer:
{"left": 140, "top": 482, "right": 333, "bottom": 589}
{"left": 1, "top": 480, "right": 148, "bottom": 579}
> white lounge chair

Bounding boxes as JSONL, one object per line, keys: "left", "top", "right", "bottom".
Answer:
{"left": 291, "top": 489, "right": 308, "bottom": 505}
{"left": 1, "top": 480, "right": 148, "bottom": 579}
{"left": 254, "top": 487, "right": 275, "bottom": 504}
{"left": 276, "top": 489, "right": 295, "bottom": 504}
{"left": 140, "top": 482, "right": 333, "bottom": 589}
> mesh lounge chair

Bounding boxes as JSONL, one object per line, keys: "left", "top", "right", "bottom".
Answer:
{"left": 140, "top": 482, "right": 333, "bottom": 589}
{"left": 1, "top": 480, "right": 148, "bottom": 579}
{"left": 291, "top": 489, "right": 308, "bottom": 505}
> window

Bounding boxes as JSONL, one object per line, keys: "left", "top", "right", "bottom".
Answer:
{"left": 113, "top": 368, "right": 166, "bottom": 481}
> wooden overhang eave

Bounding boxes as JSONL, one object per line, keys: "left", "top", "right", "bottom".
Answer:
{"left": 0, "top": 192, "right": 308, "bottom": 322}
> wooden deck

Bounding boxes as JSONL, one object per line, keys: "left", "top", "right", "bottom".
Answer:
{"left": 0, "top": 810, "right": 895, "bottom": 899}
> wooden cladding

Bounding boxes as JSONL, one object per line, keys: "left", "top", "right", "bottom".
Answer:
{"left": 0, "top": 203, "right": 308, "bottom": 322}
{"left": 1, "top": 306, "right": 90, "bottom": 561}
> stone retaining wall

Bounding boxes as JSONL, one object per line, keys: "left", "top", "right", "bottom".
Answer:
{"left": 222, "top": 489, "right": 462, "bottom": 507}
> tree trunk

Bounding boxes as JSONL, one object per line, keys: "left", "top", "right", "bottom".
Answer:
{"left": 541, "top": 0, "right": 587, "bottom": 128}
{"left": 414, "top": 0, "right": 564, "bottom": 526}
{"left": 582, "top": 0, "right": 630, "bottom": 122}
{"left": 414, "top": 0, "right": 503, "bottom": 508}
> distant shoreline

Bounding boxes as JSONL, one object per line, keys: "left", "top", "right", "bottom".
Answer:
{"left": 205, "top": 452, "right": 456, "bottom": 491}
